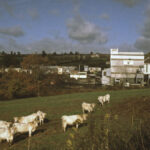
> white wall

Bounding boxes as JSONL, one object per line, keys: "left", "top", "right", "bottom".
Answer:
{"left": 143, "top": 64, "right": 150, "bottom": 74}
{"left": 110, "top": 49, "right": 144, "bottom": 81}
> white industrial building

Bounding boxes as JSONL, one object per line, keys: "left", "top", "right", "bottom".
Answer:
{"left": 110, "top": 49, "right": 144, "bottom": 85}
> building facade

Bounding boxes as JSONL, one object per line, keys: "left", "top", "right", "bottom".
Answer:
{"left": 101, "top": 68, "right": 111, "bottom": 85}
{"left": 110, "top": 49, "right": 144, "bottom": 85}
{"left": 143, "top": 63, "right": 150, "bottom": 85}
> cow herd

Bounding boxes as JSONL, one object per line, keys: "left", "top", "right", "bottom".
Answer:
{"left": 0, "top": 94, "right": 110, "bottom": 145}
{"left": 62, "top": 94, "right": 110, "bottom": 132}
{"left": 0, "top": 110, "right": 46, "bottom": 145}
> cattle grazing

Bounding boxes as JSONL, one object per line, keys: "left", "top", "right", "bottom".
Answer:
{"left": 0, "top": 120, "right": 12, "bottom": 128}
{"left": 0, "top": 127, "right": 15, "bottom": 145}
{"left": 13, "top": 121, "right": 38, "bottom": 137}
{"left": 14, "top": 113, "right": 39, "bottom": 124}
{"left": 36, "top": 111, "right": 47, "bottom": 125}
{"left": 61, "top": 114, "right": 88, "bottom": 132}
{"left": 105, "top": 94, "right": 110, "bottom": 103}
{"left": 98, "top": 96, "right": 105, "bottom": 106}
{"left": 82, "top": 102, "right": 96, "bottom": 113}
{"left": 98, "top": 94, "right": 110, "bottom": 106}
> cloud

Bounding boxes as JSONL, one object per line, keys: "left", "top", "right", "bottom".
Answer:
{"left": 0, "top": 0, "right": 14, "bottom": 16}
{"left": 7, "top": 38, "right": 26, "bottom": 52}
{"left": 28, "top": 8, "right": 39, "bottom": 20}
{"left": 135, "top": 36, "right": 150, "bottom": 52}
{"left": 135, "top": 4, "right": 150, "bottom": 52}
{"left": 114, "top": 0, "right": 141, "bottom": 7}
{"left": 118, "top": 43, "right": 139, "bottom": 52}
{"left": 0, "top": 37, "right": 110, "bottom": 54}
{"left": 0, "top": 38, "right": 27, "bottom": 53}
{"left": 100, "top": 13, "right": 110, "bottom": 20}
{"left": 141, "top": 5, "right": 150, "bottom": 38}
{"left": 0, "top": 26, "right": 24, "bottom": 37}
{"left": 67, "top": 15, "right": 108, "bottom": 44}
{"left": 28, "top": 38, "right": 73, "bottom": 53}
{"left": 28, "top": 38, "right": 109, "bottom": 53}
{"left": 72, "top": 0, "right": 80, "bottom": 14}
{"left": 0, "top": 44, "right": 7, "bottom": 52}
{"left": 49, "top": 9, "right": 59, "bottom": 16}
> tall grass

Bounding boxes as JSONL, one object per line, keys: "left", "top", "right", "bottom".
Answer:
{"left": 67, "top": 113, "right": 150, "bottom": 150}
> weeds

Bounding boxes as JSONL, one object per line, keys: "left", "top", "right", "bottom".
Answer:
{"left": 68, "top": 113, "right": 150, "bottom": 150}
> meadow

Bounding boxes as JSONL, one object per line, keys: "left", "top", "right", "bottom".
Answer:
{"left": 0, "top": 88, "right": 150, "bottom": 150}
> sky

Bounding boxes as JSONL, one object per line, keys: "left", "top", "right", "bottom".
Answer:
{"left": 0, "top": 0, "right": 149, "bottom": 54}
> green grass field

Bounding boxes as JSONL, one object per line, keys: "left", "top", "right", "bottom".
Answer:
{"left": 0, "top": 88, "right": 150, "bottom": 150}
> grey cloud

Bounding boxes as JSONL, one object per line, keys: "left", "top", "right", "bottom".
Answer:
{"left": 7, "top": 38, "right": 26, "bottom": 52}
{"left": 135, "top": 36, "right": 150, "bottom": 52}
{"left": 28, "top": 38, "right": 109, "bottom": 53}
{"left": 67, "top": 15, "right": 108, "bottom": 44}
{"left": 0, "top": 38, "right": 27, "bottom": 53}
{"left": 49, "top": 9, "right": 59, "bottom": 16}
{"left": 135, "top": 4, "right": 150, "bottom": 52}
{"left": 118, "top": 43, "right": 139, "bottom": 52}
{"left": 142, "top": 20, "right": 150, "bottom": 38}
{"left": 141, "top": 5, "right": 150, "bottom": 38}
{"left": 28, "top": 38, "right": 75, "bottom": 53}
{"left": 0, "top": 0, "right": 14, "bottom": 16}
{"left": 28, "top": 9, "right": 39, "bottom": 20}
{"left": 100, "top": 13, "right": 110, "bottom": 20}
{"left": 72, "top": 0, "right": 80, "bottom": 14}
{"left": 0, "top": 44, "right": 7, "bottom": 52}
{"left": 0, "top": 37, "right": 109, "bottom": 54}
{"left": 0, "top": 26, "right": 24, "bottom": 37}
{"left": 115, "top": 0, "right": 141, "bottom": 7}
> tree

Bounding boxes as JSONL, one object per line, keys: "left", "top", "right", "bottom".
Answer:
{"left": 21, "top": 54, "right": 48, "bottom": 69}
{"left": 17, "top": 51, "right": 21, "bottom": 56}
{"left": 75, "top": 51, "right": 79, "bottom": 55}
{"left": 69, "top": 51, "right": 73, "bottom": 55}
{"left": 52, "top": 52, "right": 57, "bottom": 55}
{"left": 90, "top": 51, "right": 94, "bottom": 55}
{"left": 42, "top": 50, "right": 47, "bottom": 57}
{"left": 21, "top": 54, "right": 49, "bottom": 96}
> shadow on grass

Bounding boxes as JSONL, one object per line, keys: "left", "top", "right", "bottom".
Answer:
{"left": 44, "top": 118, "right": 50, "bottom": 124}
{"left": 13, "top": 128, "right": 46, "bottom": 144}
{"left": 65, "top": 122, "right": 88, "bottom": 132}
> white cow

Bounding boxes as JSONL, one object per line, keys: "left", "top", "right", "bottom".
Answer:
{"left": 0, "top": 120, "right": 12, "bottom": 128}
{"left": 98, "top": 96, "right": 105, "bottom": 106}
{"left": 82, "top": 102, "right": 96, "bottom": 113}
{"left": 105, "top": 94, "right": 110, "bottom": 103}
{"left": 14, "top": 113, "right": 39, "bottom": 124}
{"left": 0, "top": 127, "right": 15, "bottom": 144}
{"left": 36, "top": 111, "right": 46, "bottom": 125}
{"left": 98, "top": 94, "right": 110, "bottom": 106}
{"left": 61, "top": 114, "right": 87, "bottom": 132}
{"left": 13, "top": 121, "right": 38, "bottom": 137}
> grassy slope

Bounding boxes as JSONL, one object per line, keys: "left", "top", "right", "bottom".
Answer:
{"left": 0, "top": 88, "right": 150, "bottom": 150}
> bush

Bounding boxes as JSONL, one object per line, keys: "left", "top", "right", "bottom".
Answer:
{"left": 0, "top": 71, "right": 75, "bottom": 100}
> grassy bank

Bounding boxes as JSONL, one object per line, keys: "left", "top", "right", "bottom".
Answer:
{"left": 0, "top": 88, "right": 150, "bottom": 150}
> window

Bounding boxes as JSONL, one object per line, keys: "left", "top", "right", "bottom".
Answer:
{"left": 123, "top": 60, "right": 134, "bottom": 65}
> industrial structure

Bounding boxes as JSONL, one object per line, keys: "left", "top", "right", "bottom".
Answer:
{"left": 110, "top": 49, "right": 144, "bottom": 86}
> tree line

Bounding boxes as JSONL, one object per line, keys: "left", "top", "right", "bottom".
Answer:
{"left": 0, "top": 51, "right": 110, "bottom": 69}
